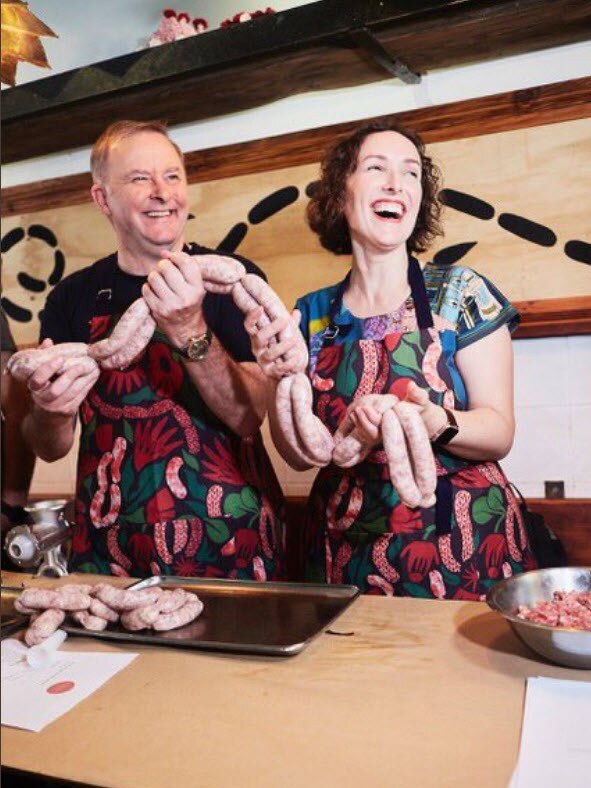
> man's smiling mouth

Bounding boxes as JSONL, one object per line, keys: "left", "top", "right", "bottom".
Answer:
{"left": 145, "top": 210, "right": 175, "bottom": 218}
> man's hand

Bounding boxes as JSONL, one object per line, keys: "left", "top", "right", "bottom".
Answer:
{"left": 26, "top": 339, "right": 100, "bottom": 419}
{"left": 244, "top": 307, "right": 306, "bottom": 379}
{"left": 142, "top": 249, "right": 207, "bottom": 349}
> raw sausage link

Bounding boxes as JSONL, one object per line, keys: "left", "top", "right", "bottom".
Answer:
{"left": 274, "top": 376, "right": 321, "bottom": 466}
{"left": 381, "top": 409, "right": 422, "bottom": 508}
{"left": 17, "top": 588, "right": 60, "bottom": 610}
{"left": 71, "top": 610, "right": 109, "bottom": 631}
{"left": 393, "top": 401, "right": 437, "bottom": 507}
{"left": 199, "top": 255, "right": 246, "bottom": 291}
{"left": 152, "top": 594, "right": 204, "bottom": 631}
{"left": 52, "top": 589, "right": 93, "bottom": 611}
{"left": 88, "top": 299, "right": 152, "bottom": 361}
{"left": 88, "top": 299, "right": 156, "bottom": 370}
{"left": 290, "top": 373, "right": 334, "bottom": 466}
{"left": 89, "top": 597, "right": 119, "bottom": 623}
{"left": 94, "top": 584, "right": 162, "bottom": 611}
{"left": 24, "top": 608, "right": 66, "bottom": 646}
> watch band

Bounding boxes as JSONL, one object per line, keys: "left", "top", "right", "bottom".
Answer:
{"left": 430, "top": 408, "right": 459, "bottom": 447}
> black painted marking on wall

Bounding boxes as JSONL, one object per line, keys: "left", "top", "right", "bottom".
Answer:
{"left": 564, "top": 240, "right": 591, "bottom": 266}
{"left": 439, "top": 189, "right": 494, "bottom": 220}
{"left": 216, "top": 223, "right": 248, "bottom": 254}
{"left": 305, "top": 181, "right": 319, "bottom": 198}
{"left": 1, "top": 227, "right": 25, "bottom": 254}
{"left": 248, "top": 186, "right": 299, "bottom": 224}
{"left": 1, "top": 296, "right": 32, "bottom": 323}
{"left": 433, "top": 242, "right": 478, "bottom": 266}
{"left": 49, "top": 250, "right": 65, "bottom": 286}
{"left": 17, "top": 272, "right": 46, "bottom": 293}
{"left": 28, "top": 224, "right": 58, "bottom": 247}
{"left": 497, "top": 213, "right": 557, "bottom": 247}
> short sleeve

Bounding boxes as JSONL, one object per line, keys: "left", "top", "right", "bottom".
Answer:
{"left": 455, "top": 272, "right": 520, "bottom": 351}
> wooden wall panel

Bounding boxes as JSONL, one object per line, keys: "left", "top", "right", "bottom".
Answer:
{"left": 3, "top": 120, "right": 590, "bottom": 347}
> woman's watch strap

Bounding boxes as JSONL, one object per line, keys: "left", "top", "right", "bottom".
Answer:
{"left": 430, "top": 408, "right": 459, "bottom": 447}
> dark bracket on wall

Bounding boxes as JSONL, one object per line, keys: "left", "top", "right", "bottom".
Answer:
{"left": 349, "top": 29, "right": 421, "bottom": 84}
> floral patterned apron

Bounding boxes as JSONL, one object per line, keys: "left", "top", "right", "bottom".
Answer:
{"left": 303, "top": 257, "right": 536, "bottom": 598}
{"left": 70, "top": 286, "right": 286, "bottom": 581}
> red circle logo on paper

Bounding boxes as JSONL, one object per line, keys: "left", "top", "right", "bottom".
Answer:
{"left": 46, "top": 681, "right": 75, "bottom": 694}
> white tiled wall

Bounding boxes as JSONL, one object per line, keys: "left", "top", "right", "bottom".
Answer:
{"left": 500, "top": 335, "right": 591, "bottom": 499}
{"left": 29, "top": 334, "right": 591, "bottom": 501}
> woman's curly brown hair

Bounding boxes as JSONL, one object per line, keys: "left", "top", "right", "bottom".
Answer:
{"left": 307, "top": 121, "right": 443, "bottom": 255}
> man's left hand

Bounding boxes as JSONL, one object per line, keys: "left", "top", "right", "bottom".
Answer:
{"left": 142, "top": 249, "right": 207, "bottom": 349}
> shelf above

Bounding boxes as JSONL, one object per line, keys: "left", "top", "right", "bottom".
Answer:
{"left": 2, "top": 0, "right": 590, "bottom": 163}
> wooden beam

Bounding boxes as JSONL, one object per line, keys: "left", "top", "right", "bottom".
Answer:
{"left": 2, "top": 75, "right": 590, "bottom": 218}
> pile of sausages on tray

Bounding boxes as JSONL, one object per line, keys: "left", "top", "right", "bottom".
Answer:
{"left": 14, "top": 584, "right": 204, "bottom": 646}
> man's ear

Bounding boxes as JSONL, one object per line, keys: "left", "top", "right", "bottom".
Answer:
{"left": 91, "top": 183, "right": 111, "bottom": 217}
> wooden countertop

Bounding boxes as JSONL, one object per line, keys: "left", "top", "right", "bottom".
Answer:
{"left": 2, "top": 572, "right": 590, "bottom": 788}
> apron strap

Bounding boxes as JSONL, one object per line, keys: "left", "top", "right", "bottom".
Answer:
{"left": 435, "top": 475, "right": 454, "bottom": 536}
{"left": 408, "top": 256, "right": 434, "bottom": 330}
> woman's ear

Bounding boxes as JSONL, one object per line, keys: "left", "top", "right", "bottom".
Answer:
{"left": 90, "top": 183, "right": 111, "bottom": 217}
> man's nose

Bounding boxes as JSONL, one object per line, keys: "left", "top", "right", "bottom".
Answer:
{"left": 151, "top": 177, "right": 170, "bottom": 200}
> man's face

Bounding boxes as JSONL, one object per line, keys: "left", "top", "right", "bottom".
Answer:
{"left": 95, "top": 131, "right": 189, "bottom": 259}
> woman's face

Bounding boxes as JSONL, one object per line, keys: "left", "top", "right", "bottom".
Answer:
{"left": 344, "top": 131, "right": 423, "bottom": 254}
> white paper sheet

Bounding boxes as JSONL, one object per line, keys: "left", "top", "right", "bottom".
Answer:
{"left": 1, "top": 639, "right": 138, "bottom": 732}
{"left": 511, "top": 677, "right": 591, "bottom": 788}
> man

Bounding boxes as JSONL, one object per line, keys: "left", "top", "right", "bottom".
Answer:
{"left": 21, "top": 120, "right": 285, "bottom": 580}
{"left": 1, "top": 307, "right": 36, "bottom": 542}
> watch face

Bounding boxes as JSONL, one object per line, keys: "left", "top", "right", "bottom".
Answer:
{"left": 186, "top": 336, "right": 210, "bottom": 361}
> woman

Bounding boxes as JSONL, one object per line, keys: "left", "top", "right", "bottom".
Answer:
{"left": 248, "top": 121, "right": 537, "bottom": 598}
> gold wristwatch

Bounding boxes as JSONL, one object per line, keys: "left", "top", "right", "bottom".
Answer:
{"left": 178, "top": 328, "right": 212, "bottom": 362}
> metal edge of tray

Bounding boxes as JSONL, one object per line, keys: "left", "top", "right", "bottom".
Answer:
{"left": 129, "top": 575, "right": 360, "bottom": 597}
{"left": 60, "top": 577, "right": 361, "bottom": 657}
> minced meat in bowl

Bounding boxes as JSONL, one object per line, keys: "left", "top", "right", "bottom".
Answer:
{"left": 487, "top": 567, "right": 591, "bottom": 669}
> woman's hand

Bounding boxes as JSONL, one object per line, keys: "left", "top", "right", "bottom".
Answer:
{"left": 244, "top": 307, "right": 307, "bottom": 379}
{"left": 334, "top": 394, "right": 384, "bottom": 449}
{"left": 404, "top": 381, "right": 447, "bottom": 440}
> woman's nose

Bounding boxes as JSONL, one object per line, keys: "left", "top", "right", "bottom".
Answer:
{"left": 382, "top": 173, "right": 401, "bottom": 193}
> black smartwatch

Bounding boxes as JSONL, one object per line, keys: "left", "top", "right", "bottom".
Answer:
{"left": 178, "top": 328, "right": 212, "bottom": 362}
{"left": 430, "top": 408, "right": 459, "bottom": 447}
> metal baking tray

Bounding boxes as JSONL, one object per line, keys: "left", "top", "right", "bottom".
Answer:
{"left": 54, "top": 577, "right": 359, "bottom": 657}
{"left": 1, "top": 585, "right": 28, "bottom": 639}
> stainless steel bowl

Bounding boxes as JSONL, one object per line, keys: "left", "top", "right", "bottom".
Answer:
{"left": 486, "top": 567, "right": 591, "bottom": 669}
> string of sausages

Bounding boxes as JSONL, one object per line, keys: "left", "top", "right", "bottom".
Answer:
{"left": 6, "top": 255, "right": 436, "bottom": 509}
{"left": 14, "top": 584, "right": 204, "bottom": 645}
